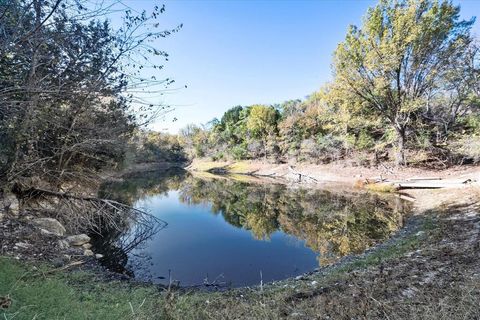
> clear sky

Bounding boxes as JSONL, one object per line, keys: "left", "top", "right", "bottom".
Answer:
{"left": 122, "top": 0, "right": 480, "bottom": 133}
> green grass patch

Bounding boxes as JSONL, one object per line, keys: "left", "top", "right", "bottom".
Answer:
{"left": 335, "top": 235, "right": 419, "bottom": 273}
{"left": 0, "top": 258, "right": 167, "bottom": 320}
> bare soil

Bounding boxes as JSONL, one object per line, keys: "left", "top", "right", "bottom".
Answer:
{"left": 188, "top": 159, "right": 480, "bottom": 186}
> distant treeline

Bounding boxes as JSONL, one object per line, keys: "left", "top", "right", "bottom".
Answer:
{"left": 177, "top": 0, "right": 480, "bottom": 167}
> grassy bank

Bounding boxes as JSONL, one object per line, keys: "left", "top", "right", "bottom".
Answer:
{"left": 4, "top": 211, "right": 475, "bottom": 320}
{"left": 0, "top": 258, "right": 167, "bottom": 319}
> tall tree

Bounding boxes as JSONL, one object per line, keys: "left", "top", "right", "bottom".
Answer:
{"left": 246, "top": 105, "right": 279, "bottom": 160}
{"left": 332, "top": 0, "right": 474, "bottom": 165}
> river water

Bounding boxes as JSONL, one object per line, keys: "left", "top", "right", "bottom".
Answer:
{"left": 94, "top": 169, "right": 409, "bottom": 287}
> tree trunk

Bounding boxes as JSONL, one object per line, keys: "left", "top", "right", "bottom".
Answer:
{"left": 395, "top": 126, "right": 407, "bottom": 166}
{"left": 263, "top": 138, "right": 268, "bottom": 162}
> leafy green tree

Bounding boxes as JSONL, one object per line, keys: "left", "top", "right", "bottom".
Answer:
{"left": 332, "top": 0, "right": 474, "bottom": 165}
{"left": 179, "top": 124, "right": 209, "bottom": 157}
{"left": 246, "top": 105, "right": 280, "bottom": 160}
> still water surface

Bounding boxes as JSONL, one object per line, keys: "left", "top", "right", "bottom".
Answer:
{"left": 95, "top": 169, "right": 409, "bottom": 287}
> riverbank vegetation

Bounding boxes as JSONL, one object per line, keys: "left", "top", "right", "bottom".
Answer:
{"left": 179, "top": 0, "right": 480, "bottom": 168}
{"left": 0, "top": 0, "right": 180, "bottom": 196}
{"left": 2, "top": 0, "right": 479, "bottom": 194}
{"left": 0, "top": 0, "right": 184, "bottom": 242}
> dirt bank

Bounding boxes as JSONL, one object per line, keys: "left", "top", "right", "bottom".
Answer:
{"left": 188, "top": 159, "right": 480, "bottom": 185}
{"left": 187, "top": 159, "right": 480, "bottom": 225}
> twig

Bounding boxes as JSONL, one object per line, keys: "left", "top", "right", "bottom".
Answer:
{"left": 41, "top": 260, "right": 85, "bottom": 275}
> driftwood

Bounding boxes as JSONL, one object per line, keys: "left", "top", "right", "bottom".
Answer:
{"left": 287, "top": 166, "right": 320, "bottom": 183}
{"left": 395, "top": 193, "right": 416, "bottom": 203}
{"left": 406, "top": 177, "right": 442, "bottom": 181}
{"left": 365, "top": 176, "right": 387, "bottom": 184}
{"left": 41, "top": 260, "right": 85, "bottom": 275}
{"left": 395, "top": 179, "right": 472, "bottom": 190}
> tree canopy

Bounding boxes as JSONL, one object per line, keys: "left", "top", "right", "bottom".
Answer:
{"left": 180, "top": 0, "right": 480, "bottom": 167}
{"left": 332, "top": 0, "right": 475, "bottom": 165}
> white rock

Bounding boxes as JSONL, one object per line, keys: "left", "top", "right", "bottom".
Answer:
{"left": 66, "top": 234, "right": 91, "bottom": 246}
{"left": 3, "top": 193, "right": 19, "bottom": 216}
{"left": 32, "top": 218, "right": 66, "bottom": 236}
{"left": 40, "top": 228, "right": 56, "bottom": 236}
{"left": 14, "top": 242, "right": 30, "bottom": 249}
{"left": 83, "top": 249, "right": 94, "bottom": 256}
{"left": 58, "top": 240, "right": 69, "bottom": 250}
{"left": 95, "top": 254, "right": 104, "bottom": 259}
{"left": 401, "top": 288, "right": 417, "bottom": 298}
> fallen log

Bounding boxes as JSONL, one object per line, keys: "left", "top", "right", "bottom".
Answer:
{"left": 395, "top": 179, "right": 472, "bottom": 190}
{"left": 406, "top": 177, "right": 442, "bottom": 181}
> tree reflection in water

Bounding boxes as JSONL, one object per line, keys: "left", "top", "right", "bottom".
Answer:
{"left": 177, "top": 176, "right": 409, "bottom": 266}
{"left": 95, "top": 169, "right": 410, "bottom": 275}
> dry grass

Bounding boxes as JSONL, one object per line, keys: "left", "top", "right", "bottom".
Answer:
{"left": 188, "top": 159, "right": 260, "bottom": 175}
{"left": 224, "top": 161, "right": 252, "bottom": 173}
{"left": 365, "top": 182, "right": 399, "bottom": 193}
{"left": 188, "top": 160, "right": 230, "bottom": 172}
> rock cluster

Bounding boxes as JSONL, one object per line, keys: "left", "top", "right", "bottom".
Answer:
{"left": 66, "top": 234, "right": 91, "bottom": 246}
{"left": 33, "top": 218, "right": 66, "bottom": 237}
{"left": 30, "top": 217, "right": 102, "bottom": 258}
{"left": 0, "top": 193, "right": 20, "bottom": 218}
{"left": 2, "top": 196, "right": 105, "bottom": 263}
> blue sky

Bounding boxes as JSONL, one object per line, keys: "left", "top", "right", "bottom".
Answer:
{"left": 122, "top": 0, "right": 480, "bottom": 133}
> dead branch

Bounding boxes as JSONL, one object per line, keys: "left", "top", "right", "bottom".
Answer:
{"left": 288, "top": 166, "right": 320, "bottom": 183}
{"left": 21, "top": 187, "right": 167, "bottom": 235}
